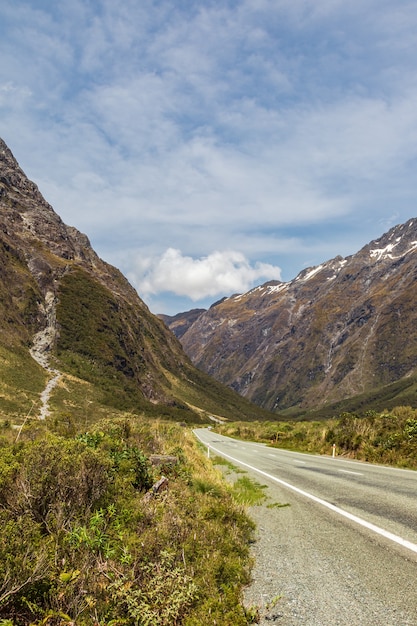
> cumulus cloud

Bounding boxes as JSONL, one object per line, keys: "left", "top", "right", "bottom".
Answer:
{"left": 129, "top": 249, "right": 282, "bottom": 301}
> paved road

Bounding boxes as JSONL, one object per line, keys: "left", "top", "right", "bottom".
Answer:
{"left": 194, "top": 428, "right": 417, "bottom": 625}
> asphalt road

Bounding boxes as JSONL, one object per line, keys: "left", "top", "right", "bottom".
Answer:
{"left": 194, "top": 428, "right": 417, "bottom": 625}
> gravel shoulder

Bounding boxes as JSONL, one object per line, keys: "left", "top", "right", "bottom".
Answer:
{"left": 218, "top": 464, "right": 417, "bottom": 626}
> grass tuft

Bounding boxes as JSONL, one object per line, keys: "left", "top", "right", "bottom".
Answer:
{"left": 231, "top": 476, "right": 268, "bottom": 506}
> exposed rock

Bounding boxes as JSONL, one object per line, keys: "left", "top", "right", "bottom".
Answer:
{"left": 143, "top": 476, "right": 169, "bottom": 502}
{"left": 167, "top": 219, "right": 417, "bottom": 412}
{"left": 149, "top": 455, "right": 178, "bottom": 466}
{"left": 0, "top": 137, "right": 192, "bottom": 408}
{"left": 0, "top": 137, "right": 269, "bottom": 423}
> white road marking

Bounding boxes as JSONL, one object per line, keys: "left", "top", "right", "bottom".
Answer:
{"left": 338, "top": 469, "right": 363, "bottom": 476}
{"left": 195, "top": 434, "right": 417, "bottom": 556}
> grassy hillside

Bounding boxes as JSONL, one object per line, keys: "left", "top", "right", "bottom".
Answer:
{"left": 50, "top": 267, "right": 274, "bottom": 424}
{"left": 0, "top": 260, "right": 275, "bottom": 427}
{"left": 279, "top": 374, "right": 417, "bottom": 421}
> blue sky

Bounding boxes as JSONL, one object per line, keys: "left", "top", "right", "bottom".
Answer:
{"left": 1, "top": 0, "right": 417, "bottom": 315}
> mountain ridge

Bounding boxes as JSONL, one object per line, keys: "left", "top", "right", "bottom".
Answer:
{"left": 0, "top": 138, "right": 271, "bottom": 423}
{"left": 163, "top": 217, "right": 417, "bottom": 414}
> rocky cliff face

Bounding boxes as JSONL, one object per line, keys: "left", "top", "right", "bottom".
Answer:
{"left": 0, "top": 138, "right": 168, "bottom": 400}
{"left": 166, "top": 219, "right": 417, "bottom": 412}
{"left": 0, "top": 138, "right": 269, "bottom": 421}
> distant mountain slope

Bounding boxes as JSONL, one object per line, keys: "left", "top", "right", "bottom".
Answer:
{"left": 0, "top": 138, "right": 271, "bottom": 423}
{"left": 158, "top": 308, "right": 206, "bottom": 339}
{"left": 165, "top": 219, "right": 417, "bottom": 413}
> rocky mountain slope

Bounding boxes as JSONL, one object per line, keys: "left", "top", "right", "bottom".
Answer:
{"left": 0, "top": 138, "right": 270, "bottom": 423}
{"left": 164, "top": 219, "right": 417, "bottom": 414}
{"left": 158, "top": 308, "right": 206, "bottom": 339}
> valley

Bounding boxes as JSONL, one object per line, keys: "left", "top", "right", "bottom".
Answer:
{"left": 2, "top": 136, "right": 417, "bottom": 624}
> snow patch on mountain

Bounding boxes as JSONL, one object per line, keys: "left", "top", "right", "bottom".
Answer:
{"left": 264, "top": 282, "right": 289, "bottom": 295}
{"left": 295, "top": 265, "right": 324, "bottom": 282}
{"left": 370, "top": 239, "right": 417, "bottom": 261}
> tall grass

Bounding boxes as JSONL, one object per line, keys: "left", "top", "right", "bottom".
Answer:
{"left": 215, "top": 405, "right": 417, "bottom": 469}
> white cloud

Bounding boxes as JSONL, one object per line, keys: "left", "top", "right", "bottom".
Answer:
{"left": 128, "top": 249, "right": 282, "bottom": 300}
{"left": 2, "top": 0, "right": 417, "bottom": 314}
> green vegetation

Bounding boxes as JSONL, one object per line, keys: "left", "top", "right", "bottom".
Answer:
{"left": 230, "top": 476, "right": 268, "bottom": 506}
{"left": 7, "top": 133, "right": 417, "bottom": 624}
{"left": 0, "top": 345, "right": 46, "bottom": 421}
{"left": 214, "top": 405, "right": 417, "bottom": 469}
{"left": 165, "top": 365, "right": 274, "bottom": 423}
{"left": 0, "top": 239, "right": 42, "bottom": 349}
{"left": 0, "top": 247, "right": 285, "bottom": 624}
{"left": 0, "top": 418, "right": 257, "bottom": 625}
{"left": 56, "top": 268, "right": 174, "bottom": 415}
{"left": 211, "top": 456, "right": 286, "bottom": 509}
{"left": 211, "top": 455, "right": 246, "bottom": 473}
{"left": 53, "top": 267, "right": 274, "bottom": 423}
{"left": 280, "top": 374, "right": 417, "bottom": 421}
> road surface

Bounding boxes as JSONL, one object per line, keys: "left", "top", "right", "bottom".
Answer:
{"left": 194, "top": 428, "right": 417, "bottom": 625}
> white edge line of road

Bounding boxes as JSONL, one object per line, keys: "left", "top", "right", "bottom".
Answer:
{"left": 194, "top": 432, "right": 417, "bottom": 557}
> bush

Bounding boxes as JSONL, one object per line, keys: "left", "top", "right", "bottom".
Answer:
{"left": 0, "top": 419, "right": 255, "bottom": 624}
{"left": 4, "top": 436, "right": 111, "bottom": 532}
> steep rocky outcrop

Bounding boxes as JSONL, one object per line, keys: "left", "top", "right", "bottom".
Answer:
{"left": 0, "top": 138, "right": 168, "bottom": 403}
{"left": 166, "top": 219, "right": 417, "bottom": 412}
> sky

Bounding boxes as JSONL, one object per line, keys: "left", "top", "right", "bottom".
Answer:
{"left": 1, "top": 0, "right": 417, "bottom": 315}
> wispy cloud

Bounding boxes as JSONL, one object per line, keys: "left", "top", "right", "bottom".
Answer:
{"left": 1, "top": 0, "right": 417, "bottom": 313}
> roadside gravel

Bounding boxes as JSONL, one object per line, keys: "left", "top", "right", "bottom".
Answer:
{"left": 219, "top": 466, "right": 417, "bottom": 625}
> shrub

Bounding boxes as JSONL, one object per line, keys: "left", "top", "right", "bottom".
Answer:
{"left": 7, "top": 436, "right": 111, "bottom": 532}
{"left": 0, "top": 419, "right": 256, "bottom": 624}
{"left": 108, "top": 551, "right": 199, "bottom": 625}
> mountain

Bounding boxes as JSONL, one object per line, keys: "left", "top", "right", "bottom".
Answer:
{"left": 158, "top": 308, "right": 206, "bottom": 339}
{"left": 163, "top": 220, "right": 417, "bottom": 415}
{"left": 0, "top": 138, "right": 271, "bottom": 424}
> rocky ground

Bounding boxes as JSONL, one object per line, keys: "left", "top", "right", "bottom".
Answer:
{"left": 29, "top": 294, "right": 61, "bottom": 420}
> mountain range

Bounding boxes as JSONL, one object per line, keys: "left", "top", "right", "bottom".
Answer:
{"left": 162, "top": 219, "right": 417, "bottom": 417}
{"left": 0, "top": 138, "right": 270, "bottom": 425}
{"left": 3, "top": 134, "right": 416, "bottom": 424}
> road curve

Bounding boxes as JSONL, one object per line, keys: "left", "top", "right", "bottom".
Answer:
{"left": 194, "top": 428, "right": 417, "bottom": 625}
